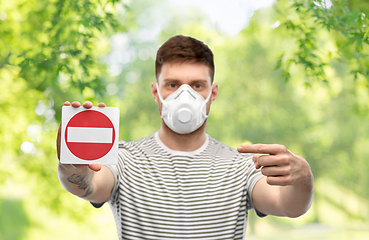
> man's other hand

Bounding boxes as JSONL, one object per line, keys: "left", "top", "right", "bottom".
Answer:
{"left": 237, "top": 144, "right": 312, "bottom": 186}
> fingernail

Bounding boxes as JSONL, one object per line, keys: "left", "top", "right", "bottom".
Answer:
{"left": 237, "top": 146, "right": 244, "bottom": 152}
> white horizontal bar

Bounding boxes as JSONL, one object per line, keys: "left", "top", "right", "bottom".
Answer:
{"left": 67, "top": 127, "right": 113, "bottom": 143}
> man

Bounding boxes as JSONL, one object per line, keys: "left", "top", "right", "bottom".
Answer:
{"left": 57, "top": 35, "right": 314, "bottom": 239}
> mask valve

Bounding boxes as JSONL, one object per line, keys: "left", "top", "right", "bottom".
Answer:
{"left": 177, "top": 108, "right": 192, "bottom": 123}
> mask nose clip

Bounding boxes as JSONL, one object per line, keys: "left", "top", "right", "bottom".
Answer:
{"left": 174, "top": 89, "right": 197, "bottom": 100}
{"left": 177, "top": 108, "right": 192, "bottom": 123}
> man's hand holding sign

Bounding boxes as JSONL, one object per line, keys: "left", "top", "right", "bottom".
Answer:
{"left": 237, "top": 144, "right": 314, "bottom": 218}
{"left": 57, "top": 101, "right": 116, "bottom": 204}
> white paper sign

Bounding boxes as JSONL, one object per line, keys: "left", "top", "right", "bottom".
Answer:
{"left": 60, "top": 106, "right": 120, "bottom": 165}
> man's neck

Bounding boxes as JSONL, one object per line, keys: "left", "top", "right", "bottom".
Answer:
{"left": 158, "top": 121, "right": 207, "bottom": 152}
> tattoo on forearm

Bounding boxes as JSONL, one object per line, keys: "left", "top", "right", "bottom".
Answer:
{"left": 80, "top": 185, "right": 94, "bottom": 198}
{"left": 67, "top": 173, "right": 93, "bottom": 197}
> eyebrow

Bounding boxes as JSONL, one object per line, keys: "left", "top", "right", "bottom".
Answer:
{"left": 162, "top": 79, "right": 180, "bottom": 83}
{"left": 162, "top": 79, "right": 209, "bottom": 84}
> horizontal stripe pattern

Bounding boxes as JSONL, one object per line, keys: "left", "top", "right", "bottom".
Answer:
{"left": 107, "top": 133, "right": 264, "bottom": 240}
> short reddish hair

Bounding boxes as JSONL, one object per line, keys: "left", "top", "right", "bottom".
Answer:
{"left": 155, "top": 35, "right": 215, "bottom": 82}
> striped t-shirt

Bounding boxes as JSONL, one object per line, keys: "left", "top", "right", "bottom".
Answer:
{"left": 106, "top": 132, "right": 265, "bottom": 240}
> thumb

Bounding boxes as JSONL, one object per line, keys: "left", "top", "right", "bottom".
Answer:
{"left": 88, "top": 164, "right": 102, "bottom": 172}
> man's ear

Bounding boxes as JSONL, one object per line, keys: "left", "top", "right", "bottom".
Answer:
{"left": 211, "top": 83, "right": 219, "bottom": 103}
{"left": 151, "top": 82, "right": 159, "bottom": 103}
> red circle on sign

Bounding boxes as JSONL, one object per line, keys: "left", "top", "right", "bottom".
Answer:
{"left": 65, "top": 110, "right": 115, "bottom": 160}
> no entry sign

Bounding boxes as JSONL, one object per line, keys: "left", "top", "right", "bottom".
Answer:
{"left": 60, "top": 106, "right": 119, "bottom": 165}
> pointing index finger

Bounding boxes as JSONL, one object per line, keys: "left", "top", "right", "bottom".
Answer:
{"left": 237, "top": 144, "right": 287, "bottom": 155}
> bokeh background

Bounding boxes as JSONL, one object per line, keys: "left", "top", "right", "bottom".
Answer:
{"left": 1, "top": 0, "right": 369, "bottom": 239}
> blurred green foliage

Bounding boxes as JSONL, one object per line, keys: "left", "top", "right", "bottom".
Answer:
{"left": 0, "top": 0, "right": 134, "bottom": 226}
{"left": 0, "top": 199, "right": 30, "bottom": 239}
{"left": 276, "top": 0, "right": 369, "bottom": 85}
{"left": 1, "top": 0, "right": 369, "bottom": 239}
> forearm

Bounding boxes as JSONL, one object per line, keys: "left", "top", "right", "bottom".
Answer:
{"left": 279, "top": 175, "right": 314, "bottom": 218}
{"left": 58, "top": 163, "right": 95, "bottom": 199}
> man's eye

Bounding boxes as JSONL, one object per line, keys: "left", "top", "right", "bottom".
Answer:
{"left": 193, "top": 84, "right": 202, "bottom": 89}
{"left": 169, "top": 84, "right": 177, "bottom": 88}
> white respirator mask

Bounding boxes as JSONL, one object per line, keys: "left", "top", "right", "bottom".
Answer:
{"left": 157, "top": 83, "right": 212, "bottom": 134}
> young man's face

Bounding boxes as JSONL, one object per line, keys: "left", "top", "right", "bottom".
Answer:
{"left": 152, "top": 61, "right": 218, "bottom": 115}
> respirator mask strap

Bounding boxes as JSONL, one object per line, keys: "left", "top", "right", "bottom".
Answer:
{"left": 156, "top": 82, "right": 167, "bottom": 115}
{"left": 201, "top": 86, "right": 213, "bottom": 118}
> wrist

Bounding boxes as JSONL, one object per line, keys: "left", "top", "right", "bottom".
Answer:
{"left": 58, "top": 163, "right": 95, "bottom": 198}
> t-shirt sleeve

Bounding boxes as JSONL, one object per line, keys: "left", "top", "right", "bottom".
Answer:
{"left": 244, "top": 153, "right": 267, "bottom": 218}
